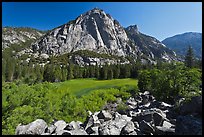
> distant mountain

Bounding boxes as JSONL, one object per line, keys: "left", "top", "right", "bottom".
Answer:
{"left": 162, "top": 32, "right": 202, "bottom": 59}
{"left": 3, "top": 8, "right": 179, "bottom": 66}
{"left": 2, "top": 27, "right": 45, "bottom": 49}
{"left": 30, "top": 8, "right": 178, "bottom": 64}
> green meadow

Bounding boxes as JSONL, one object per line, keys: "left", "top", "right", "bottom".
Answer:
{"left": 55, "top": 78, "right": 137, "bottom": 97}
{"left": 2, "top": 78, "right": 138, "bottom": 135}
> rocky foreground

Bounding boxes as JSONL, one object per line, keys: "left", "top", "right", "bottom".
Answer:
{"left": 15, "top": 91, "right": 202, "bottom": 135}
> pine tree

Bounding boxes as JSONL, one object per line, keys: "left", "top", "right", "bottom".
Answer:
{"left": 61, "top": 66, "right": 67, "bottom": 81}
{"left": 108, "top": 67, "right": 113, "bottom": 80}
{"left": 13, "top": 62, "right": 22, "bottom": 80}
{"left": 113, "top": 65, "right": 120, "bottom": 79}
{"left": 53, "top": 65, "right": 62, "bottom": 82}
{"left": 2, "top": 59, "right": 6, "bottom": 81}
{"left": 185, "top": 46, "right": 195, "bottom": 68}
{"left": 100, "top": 65, "right": 108, "bottom": 80}
{"left": 89, "top": 65, "right": 95, "bottom": 78}
{"left": 5, "top": 58, "right": 15, "bottom": 82}
{"left": 95, "top": 65, "right": 100, "bottom": 79}
{"left": 35, "top": 64, "right": 43, "bottom": 83}
{"left": 67, "top": 63, "right": 74, "bottom": 80}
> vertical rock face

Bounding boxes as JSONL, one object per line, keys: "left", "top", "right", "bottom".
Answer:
{"left": 31, "top": 8, "right": 177, "bottom": 62}
{"left": 32, "top": 8, "right": 134, "bottom": 57}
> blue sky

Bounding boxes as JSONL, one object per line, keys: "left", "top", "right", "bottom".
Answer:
{"left": 2, "top": 2, "right": 202, "bottom": 41}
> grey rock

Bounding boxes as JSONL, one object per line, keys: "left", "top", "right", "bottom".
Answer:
{"left": 155, "top": 126, "right": 175, "bottom": 135}
{"left": 98, "top": 110, "right": 112, "bottom": 121}
{"left": 99, "top": 123, "right": 121, "bottom": 135}
{"left": 121, "top": 121, "right": 135, "bottom": 135}
{"left": 54, "top": 120, "right": 67, "bottom": 133}
{"left": 126, "top": 97, "right": 137, "bottom": 106}
{"left": 41, "top": 133, "right": 51, "bottom": 135}
{"left": 84, "top": 114, "right": 101, "bottom": 130}
{"left": 69, "top": 129, "right": 88, "bottom": 135}
{"left": 15, "top": 124, "right": 29, "bottom": 135}
{"left": 153, "top": 111, "right": 165, "bottom": 126}
{"left": 15, "top": 119, "right": 48, "bottom": 135}
{"left": 56, "top": 130, "right": 71, "bottom": 135}
{"left": 86, "top": 126, "right": 99, "bottom": 135}
{"left": 139, "top": 120, "right": 154, "bottom": 134}
{"left": 64, "top": 121, "right": 83, "bottom": 131}
{"left": 162, "top": 120, "right": 174, "bottom": 129}
{"left": 47, "top": 125, "right": 56, "bottom": 134}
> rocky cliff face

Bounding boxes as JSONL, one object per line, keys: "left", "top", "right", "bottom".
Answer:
{"left": 125, "top": 25, "right": 177, "bottom": 61}
{"left": 31, "top": 8, "right": 177, "bottom": 63}
{"left": 2, "top": 27, "right": 44, "bottom": 49}
{"left": 32, "top": 8, "right": 134, "bottom": 57}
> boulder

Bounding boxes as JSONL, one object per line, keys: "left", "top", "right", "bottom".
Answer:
{"left": 15, "top": 119, "right": 48, "bottom": 135}
{"left": 153, "top": 112, "right": 164, "bottom": 126}
{"left": 162, "top": 121, "right": 174, "bottom": 129}
{"left": 15, "top": 124, "right": 29, "bottom": 135}
{"left": 86, "top": 126, "right": 99, "bottom": 135}
{"left": 54, "top": 120, "right": 67, "bottom": 133}
{"left": 69, "top": 129, "right": 88, "bottom": 135}
{"left": 126, "top": 97, "right": 137, "bottom": 106}
{"left": 120, "top": 121, "right": 135, "bottom": 135}
{"left": 41, "top": 133, "right": 50, "bottom": 135}
{"left": 47, "top": 125, "right": 56, "bottom": 134}
{"left": 98, "top": 110, "right": 112, "bottom": 121}
{"left": 56, "top": 130, "right": 71, "bottom": 135}
{"left": 139, "top": 120, "right": 154, "bottom": 134}
{"left": 159, "top": 102, "right": 173, "bottom": 110}
{"left": 175, "top": 115, "right": 202, "bottom": 135}
{"left": 155, "top": 126, "right": 175, "bottom": 135}
{"left": 84, "top": 115, "right": 101, "bottom": 130}
{"left": 64, "top": 121, "right": 83, "bottom": 131}
{"left": 141, "top": 94, "right": 149, "bottom": 105}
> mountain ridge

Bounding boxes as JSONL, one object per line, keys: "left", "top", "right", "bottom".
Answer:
{"left": 3, "top": 8, "right": 179, "bottom": 65}
{"left": 162, "top": 32, "right": 202, "bottom": 59}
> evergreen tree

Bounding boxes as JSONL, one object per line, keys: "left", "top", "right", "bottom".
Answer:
{"left": 108, "top": 67, "right": 113, "bottom": 80}
{"left": 67, "top": 63, "right": 74, "bottom": 80}
{"left": 35, "top": 64, "right": 43, "bottom": 83}
{"left": 95, "top": 65, "right": 100, "bottom": 79}
{"left": 61, "top": 66, "right": 67, "bottom": 81}
{"left": 89, "top": 65, "right": 95, "bottom": 78}
{"left": 5, "top": 58, "right": 15, "bottom": 82}
{"left": 120, "top": 65, "right": 131, "bottom": 78}
{"left": 2, "top": 59, "right": 6, "bottom": 81}
{"left": 43, "top": 64, "right": 53, "bottom": 82}
{"left": 130, "top": 64, "right": 138, "bottom": 78}
{"left": 53, "top": 65, "right": 62, "bottom": 82}
{"left": 13, "top": 62, "right": 22, "bottom": 80}
{"left": 99, "top": 65, "right": 108, "bottom": 80}
{"left": 185, "top": 46, "right": 195, "bottom": 68}
{"left": 113, "top": 65, "right": 120, "bottom": 79}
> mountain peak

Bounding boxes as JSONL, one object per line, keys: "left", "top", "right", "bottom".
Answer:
{"left": 126, "top": 25, "right": 139, "bottom": 35}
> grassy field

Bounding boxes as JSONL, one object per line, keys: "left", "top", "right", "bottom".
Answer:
{"left": 2, "top": 78, "right": 138, "bottom": 135}
{"left": 54, "top": 78, "right": 138, "bottom": 97}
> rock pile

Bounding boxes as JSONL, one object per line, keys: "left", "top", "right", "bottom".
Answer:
{"left": 15, "top": 91, "right": 202, "bottom": 135}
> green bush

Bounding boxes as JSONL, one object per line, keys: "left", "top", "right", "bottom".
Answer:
{"left": 138, "top": 63, "right": 202, "bottom": 103}
{"left": 2, "top": 81, "right": 133, "bottom": 135}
